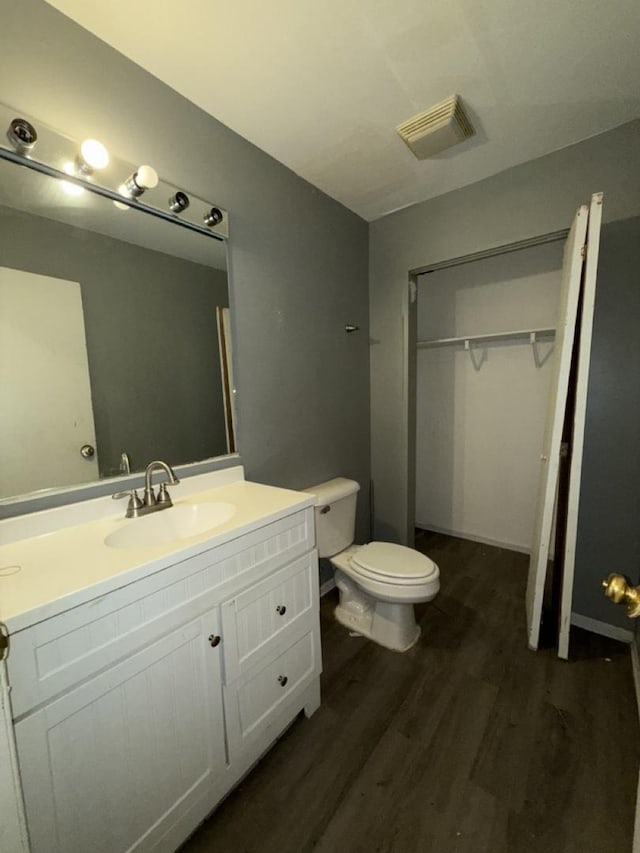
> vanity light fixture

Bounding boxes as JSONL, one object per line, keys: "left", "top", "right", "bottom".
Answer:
{"left": 122, "top": 164, "right": 159, "bottom": 198}
{"left": 7, "top": 117, "right": 38, "bottom": 155}
{"left": 204, "top": 207, "right": 223, "bottom": 228}
{"left": 0, "top": 99, "right": 229, "bottom": 237}
{"left": 168, "top": 191, "right": 190, "bottom": 213}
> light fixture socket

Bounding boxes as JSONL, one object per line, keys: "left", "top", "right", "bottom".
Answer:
{"left": 7, "top": 117, "right": 37, "bottom": 155}
{"left": 204, "top": 207, "right": 223, "bottom": 228}
{"left": 123, "top": 165, "right": 158, "bottom": 198}
{"left": 169, "top": 191, "right": 190, "bottom": 213}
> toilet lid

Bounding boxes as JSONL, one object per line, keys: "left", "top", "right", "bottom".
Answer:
{"left": 351, "top": 542, "right": 437, "bottom": 581}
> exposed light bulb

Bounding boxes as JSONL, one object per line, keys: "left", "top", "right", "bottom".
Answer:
{"left": 123, "top": 165, "right": 159, "bottom": 197}
{"left": 135, "top": 165, "right": 158, "bottom": 190}
{"left": 80, "top": 138, "right": 109, "bottom": 170}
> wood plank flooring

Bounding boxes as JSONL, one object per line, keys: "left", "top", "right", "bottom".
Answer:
{"left": 181, "top": 532, "right": 639, "bottom": 853}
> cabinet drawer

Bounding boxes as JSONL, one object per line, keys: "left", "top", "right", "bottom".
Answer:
{"left": 223, "top": 627, "right": 320, "bottom": 755}
{"left": 8, "top": 508, "right": 314, "bottom": 718}
{"left": 221, "top": 551, "right": 318, "bottom": 683}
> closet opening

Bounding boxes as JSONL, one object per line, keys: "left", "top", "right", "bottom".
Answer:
{"left": 409, "top": 230, "right": 568, "bottom": 556}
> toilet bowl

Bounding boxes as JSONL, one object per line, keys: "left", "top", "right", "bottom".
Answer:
{"left": 330, "top": 542, "right": 439, "bottom": 651}
{"left": 306, "top": 478, "right": 440, "bottom": 652}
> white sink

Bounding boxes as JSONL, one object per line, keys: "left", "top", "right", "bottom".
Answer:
{"left": 104, "top": 502, "right": 236, "bottom": 549}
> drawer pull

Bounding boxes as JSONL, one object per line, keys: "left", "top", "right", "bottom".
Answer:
{"left": 277, "top": 675, "right": 288, "bottom": 687}
{"left": 208, "top": 634, "right": 221, "bottom": 648}
{"left": 276, "top": 605, "right": 287, "bottom": 616}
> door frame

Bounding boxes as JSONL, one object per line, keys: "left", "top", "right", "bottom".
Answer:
{"left": 406, "top": 228, "right": 570, "bottom": 548}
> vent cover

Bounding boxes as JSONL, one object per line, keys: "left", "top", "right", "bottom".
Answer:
{"left": 396, "top": 95, "right": 474, "bottom": 159}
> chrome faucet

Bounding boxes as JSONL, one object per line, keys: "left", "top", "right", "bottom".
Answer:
{"left": 113, "top": 460, "right": 180, "bottom": 518}
{"left": 143, "top": 460, "right": 180, "bottom": 509}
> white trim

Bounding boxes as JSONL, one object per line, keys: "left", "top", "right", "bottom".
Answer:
{"left": 320, "top": 577, "right": 336, "bottom": 597}
{"left": 0, "top": 662, "right": 29, "bottom": 851}
{"left": 411, "top": 229, "right": 569, "bottom": 277}
{"left": 526, "top": 205, "right": 589, "bottom": 650}
{"left": 570, "top": 612, "right": 634, "bottom": 644}
{"left": 558, "top": 193, "right": 604, "bottom": 660}
{"left": 415, "top": 523, "right": 530, "bottom": 555}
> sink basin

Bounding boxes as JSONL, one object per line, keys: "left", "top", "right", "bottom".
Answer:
{"left": 104, "top": 502, "right": 236, "bottom": 549}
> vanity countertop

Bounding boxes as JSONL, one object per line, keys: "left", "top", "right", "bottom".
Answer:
{"left": 0, "top": 471, "right": 315, "bottom": 633}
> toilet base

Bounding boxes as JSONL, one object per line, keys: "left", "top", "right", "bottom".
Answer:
{"left": 334, "top": 571, "right": 421, "bottom": 652}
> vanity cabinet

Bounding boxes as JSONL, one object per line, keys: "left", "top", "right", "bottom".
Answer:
{"left": 6, "top": 503, "right": 321, "bottom": 853}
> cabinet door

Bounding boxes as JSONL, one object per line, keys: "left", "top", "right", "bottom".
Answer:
{"left": 15, "top": 610, "right": 225, "bottom": 853}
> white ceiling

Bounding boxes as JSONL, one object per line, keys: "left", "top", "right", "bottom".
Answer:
{"left": 46, "top": 0, "right": 640, "bottom": 222}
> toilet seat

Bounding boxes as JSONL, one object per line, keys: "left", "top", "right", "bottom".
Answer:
{"left": 350, "top": 541, "right": 437, "bottom": 585}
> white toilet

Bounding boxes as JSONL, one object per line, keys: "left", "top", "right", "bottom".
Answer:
{"left": 306, "top": 477, "right": 440, "bottom": 652}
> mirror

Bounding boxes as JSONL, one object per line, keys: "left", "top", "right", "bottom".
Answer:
{"left": 0, "top": 149, "right": 234, "bottom": 501}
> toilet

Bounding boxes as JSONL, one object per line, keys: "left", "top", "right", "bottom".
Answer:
{"left": 306, "top": 477, "right": 440, "bottom": 652}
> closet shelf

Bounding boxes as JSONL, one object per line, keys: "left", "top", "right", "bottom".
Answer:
{"left": 417, "top": 327, "right": 556, "bottom": 349}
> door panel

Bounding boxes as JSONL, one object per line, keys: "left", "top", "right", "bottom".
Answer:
{"left": 557, "top": 193, "right": 604, "bottom": 659}
{"left": 526, "top": 204, "right": 588, "bottom": 650}
{"left": 0, "top": 266, "right": 98, "bottom": 497}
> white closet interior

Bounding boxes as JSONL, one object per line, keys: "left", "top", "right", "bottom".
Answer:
{"left": 415, "top": 240, "right": 564, "bottom": 553}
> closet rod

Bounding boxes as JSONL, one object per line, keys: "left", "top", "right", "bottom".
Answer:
{"left": 417, "top": 327, "right": 555, "bottom": 349}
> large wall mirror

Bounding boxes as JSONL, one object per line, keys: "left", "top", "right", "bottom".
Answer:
{"left": 0, "top": 108, "right": 235, "bottom": 503}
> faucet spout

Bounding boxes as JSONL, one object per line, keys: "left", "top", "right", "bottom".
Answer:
{"left": 143, "top": 460, "right": 180, "bottom": 509}
{"left": 144, "top": 460, "right": 179, "bottom": 493}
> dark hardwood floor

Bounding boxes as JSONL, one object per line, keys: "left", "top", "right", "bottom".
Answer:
{"left": 182, "top": 532, "right": 639, "bottom": 853}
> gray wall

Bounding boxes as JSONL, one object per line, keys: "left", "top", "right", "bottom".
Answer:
{"left": 1, "top": 0, "right": 370, "bottom": 537}
{"left": 571, "top": 216, "right": 640, "bottom": 629}
{"left": 0, "top": 203, "right": 229, "bottom": 478}
{"left": 370, "top": 120, "right": 640, "bottom": 546}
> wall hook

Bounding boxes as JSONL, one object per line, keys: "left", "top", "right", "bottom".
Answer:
{"left": 345, "top": 324, "right": 360, "bottom": 333}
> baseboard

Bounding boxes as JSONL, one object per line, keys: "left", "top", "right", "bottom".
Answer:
{"left": 319, "top": 577, "right": 336, "bottom": 597}
{"left": 415, "top": 523, "right": 530, "bottom": 555}
{"left": 570, "top": 612, "right": 634, "bottom": 644}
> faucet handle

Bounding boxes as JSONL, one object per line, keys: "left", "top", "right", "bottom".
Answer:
{"left": 112, "top": 487, "right": 140, "bottom": 501}
{"left": 157, "top": 483, "right": 174, "bottom": 506}
{"left": 112, "top": 488, "right": 144, "bottom": 518}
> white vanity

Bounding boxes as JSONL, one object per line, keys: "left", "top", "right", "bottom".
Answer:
{"left": 0, "top": 467, "right": 321, "bottom": 852}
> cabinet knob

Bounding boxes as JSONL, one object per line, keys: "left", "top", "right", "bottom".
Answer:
{"left": 277, "top": 675, "right": 288, "bottom": 687}
{"left": 276, "top": 605, "right": 287, "bottom": 616}
{"left": 208, "top": 634, "right": 221, "bottom": 647}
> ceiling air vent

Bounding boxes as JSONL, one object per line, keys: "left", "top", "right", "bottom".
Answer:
{"left": 396, "top": 95, "right": 474, "bottom": 159}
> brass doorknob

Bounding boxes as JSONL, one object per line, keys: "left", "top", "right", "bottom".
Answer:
{"left": 601, "top": 573, "right": 640, "bottom": 618}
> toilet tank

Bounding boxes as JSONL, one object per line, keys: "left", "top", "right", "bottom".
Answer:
{"left": 305, "top": 477, "right": 360, "bottom": 558}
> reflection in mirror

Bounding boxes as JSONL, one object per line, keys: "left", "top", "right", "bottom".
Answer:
{"left": 0, "top": 157, "right": 234, "bottom": 501}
